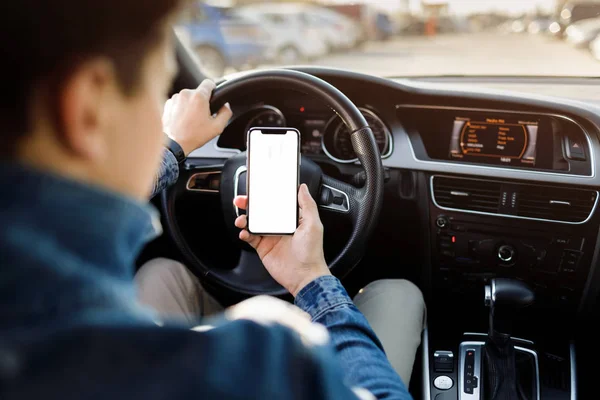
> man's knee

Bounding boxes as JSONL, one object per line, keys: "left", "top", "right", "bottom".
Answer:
{"left": 360, "top": 279, "right": 423, "bottom": 297}
{"left": 355, "top": 279, "right": 425, "bottom": 316}
{"left": 353, "top": 279, "right": 426, "bottom": 384}
{"left": 136, "top": 257, "right": 190, "bottom": 286}
{"left": 135, "top": 258, "right": 203, "bottom": 323}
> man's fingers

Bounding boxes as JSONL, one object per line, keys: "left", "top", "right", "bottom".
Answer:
{"left": 213, "top": 103, "right": 232, "bottom": 131}
{"left": 234, "top": 198, "right": 259, "bottom": 247}
{"left": 233, "top": 195, "right": 248, "bottom": 210}
{"left": 162, "top": 98, "right": 173, "bottom": 130}
{"left": 197, "top": 79, "right": 216, "bottom": 99}
{"left": 163, "top": 98, "right": 173, "bottom": 115}
{"left": 239, "top": 229, "right": 261, "bottom": 248}
{"left": 179, "top": 88, "right": 194, "bottom": 98}
{"left": 234, "top": 214, "right": 247, "bottom": 229}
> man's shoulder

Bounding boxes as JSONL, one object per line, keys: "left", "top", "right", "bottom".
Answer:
{"left": 2, "top": 320, "right": 355, "bottom": 400}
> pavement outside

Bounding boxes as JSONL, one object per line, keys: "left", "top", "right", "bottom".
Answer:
{"left": 246, "top": 32, "right": 600, "bottom": 78}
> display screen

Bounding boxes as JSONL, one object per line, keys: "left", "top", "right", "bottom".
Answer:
{"left": 301, "top": 119, "right": 327, "bottom": 155}
{"left": 449, "top": 115, "right": 538, "bottom": 166}
{"left": 396, "top": 107, "right": 555, "bottom": 170}
{"left": 247, "top": 128, "right": 299, "bottom": 235}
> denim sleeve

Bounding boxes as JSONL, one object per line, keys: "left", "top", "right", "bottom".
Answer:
{"left": 150, "top": 149, "right": 180, "bottom": 198}
{"left": 295, "top": 275, "right": 413, "bottom": 400}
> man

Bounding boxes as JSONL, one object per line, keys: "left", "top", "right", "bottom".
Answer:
{"left": 0, "top": 1, "right": 424, "bottom": 399}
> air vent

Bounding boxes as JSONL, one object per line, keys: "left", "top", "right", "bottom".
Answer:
{"left": 432, "top": 175, "right": 598, "bottom": 224}
{"left": 517, "top": 186, "right": 597, "bottom": 223}
{"left": 432, "top": 177, "right": 502, "bottom": 213}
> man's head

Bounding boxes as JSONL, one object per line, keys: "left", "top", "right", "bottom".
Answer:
{"left": 1, "top": 0, "right": 181, "bottom": 199}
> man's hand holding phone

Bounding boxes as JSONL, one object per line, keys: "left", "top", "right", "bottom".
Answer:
{"left": 233, "top": 184, "right": 331, "bottom": 297}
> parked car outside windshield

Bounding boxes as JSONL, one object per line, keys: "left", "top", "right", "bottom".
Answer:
{"left": 178, "top": 0, "right": 600, "bottom": 79}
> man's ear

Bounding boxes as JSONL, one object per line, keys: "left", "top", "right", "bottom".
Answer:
{"left": 58, "top": 58, "right": 116, "bottom": 162}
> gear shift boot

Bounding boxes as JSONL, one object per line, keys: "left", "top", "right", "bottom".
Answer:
{"left": 483, "top": 336, "right": 537, "bottom": 400}
{"left": 457, "top": 279, "right": 538, "bottom": 399}
{"left": 457, "top": 341, "right": 539, "bottom": 400}
{"left": 515, "top": 350, "right": 536, "bottom": 400}
{"left": 482, "top": 279, "right": 537, "bottom": 400}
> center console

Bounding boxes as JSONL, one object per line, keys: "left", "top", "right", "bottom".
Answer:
{"left": 429, "top": 175, "right": 598, "bottom": 314}
{"left": 424, "top": 278, "right": 574, "bottom": 400}
{"left": 421, "top": 173, "right": 595, "bottom": 399}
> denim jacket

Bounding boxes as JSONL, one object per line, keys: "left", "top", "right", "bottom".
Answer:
{"left": 151, "top": 149, "right": 180, "bottom": 198}
{"left": 0, "top": 153, "right": 411, "bottom": 400}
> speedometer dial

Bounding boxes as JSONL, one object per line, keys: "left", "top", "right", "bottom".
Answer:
{"left": 244, "top": 106, "right": 286, "bottom": 133}
{"left": 322, "top": 108, "right": 392, "bottom": 163}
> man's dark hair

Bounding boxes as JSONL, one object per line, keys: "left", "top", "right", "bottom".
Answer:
{"left": 1, "top": 0, "right": 181, "bottom": 156}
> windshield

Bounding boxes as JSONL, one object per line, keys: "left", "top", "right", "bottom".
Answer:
{"left": 175, "top": 0, "right": 600, "bottom": 79}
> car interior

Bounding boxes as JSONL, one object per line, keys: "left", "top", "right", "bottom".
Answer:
{"left": 138, "top": 34, "right": 600, "bottom": 400}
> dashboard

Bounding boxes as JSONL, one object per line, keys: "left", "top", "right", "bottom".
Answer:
{"left": 201, "top": 75, "right": 598, "bottom": 189}
{"left": 215, "top": 97, "right": 393, "bottom": 164}
{"left": 188, "top": 68, "right": 600, "bottom": 324}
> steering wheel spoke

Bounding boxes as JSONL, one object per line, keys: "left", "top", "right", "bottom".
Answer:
{"left": 319, "top": 174, "right": 358, "bottom": 219}
{"left": 214, "top": 249, "right": 285, "bottom": 295}
{"left": 180, "top": 163, "right": 224, "bottom": 194}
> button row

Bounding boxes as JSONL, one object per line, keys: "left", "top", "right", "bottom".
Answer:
{"left": 560, "top": 249, "right": 582, "bottom": 273}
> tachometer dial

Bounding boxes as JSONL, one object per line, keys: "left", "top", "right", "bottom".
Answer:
{"left": 322, "top": 108, "right": 392, "bottom": 163}
{"left": 244, "top": 106, "right": 286, "bottom": 133}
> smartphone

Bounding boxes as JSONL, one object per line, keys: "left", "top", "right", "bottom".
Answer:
{"left": 246, "top": 127, "right": 300, "bottom": 235}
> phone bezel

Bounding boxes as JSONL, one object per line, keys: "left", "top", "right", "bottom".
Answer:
{"left": 246, "top": 127, "right": 300, "bottom": 236}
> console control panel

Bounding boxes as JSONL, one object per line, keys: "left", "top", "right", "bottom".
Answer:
{"left": 430, "top": 212, "right": 595, "bottom": 310}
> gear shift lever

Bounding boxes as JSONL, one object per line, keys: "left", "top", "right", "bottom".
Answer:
{"left": 485, "top": 278, "right": 535, "bottom": 338}
{"left": 483, "top": 279, "right": 535, "bottom": 400}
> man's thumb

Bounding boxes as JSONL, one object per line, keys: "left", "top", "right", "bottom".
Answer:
{"left": 213, "top": 102, "right": 232, "bottom": 129}
{"left": 298, "top": 184, "right": 318, "bottom": 216}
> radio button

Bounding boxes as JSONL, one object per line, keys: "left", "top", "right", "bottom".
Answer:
{"left": 553, "top": 237, "right": 570, "bottom": 246}
{"left": 441, "top": 250, "right": 455, "bottom": 258}
{"left": 498, "top": 245, "right": 516, "bottom": 263}
{"left": 565, "top": 137, "right": 586, "bottom": 161}
{"left": 560, "top": 250, "right": 582, "bottom": 272}
{"left": 434, "top": 376, "right": 453, "bottom": 390}
{"left": 436, "top": 216, "right": 449, "bottom": 229}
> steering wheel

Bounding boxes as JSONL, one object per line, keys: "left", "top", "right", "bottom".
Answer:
{"left": 161, "top": 69, "right": 384, "bottom": 296}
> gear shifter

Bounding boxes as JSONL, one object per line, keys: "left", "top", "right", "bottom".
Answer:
{"left": 483, "top": 279, "right": 535, "bottom": 400}
{"left": 485, "top": 278, "right": 535, "bottom": 339}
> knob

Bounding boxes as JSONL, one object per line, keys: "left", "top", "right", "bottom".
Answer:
{"left": 436, "top": 216, "right": 449, "bottom": 229}
{"left": 484, "top": 278, "right": 535, "bottom": 339}
{"left": 320, "top": 187, "right": 333, "bottom": 205}
{"left": 497, "top": 245, "right": 516, "bottom": 263}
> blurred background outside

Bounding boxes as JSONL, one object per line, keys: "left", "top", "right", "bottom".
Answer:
{"left": 174, "top": 0, "right": 600, "bottom": 79}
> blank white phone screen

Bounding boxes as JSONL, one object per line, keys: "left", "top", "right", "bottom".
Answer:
{"left": 248, "top": 130, "right": 299, "bottom": 234}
